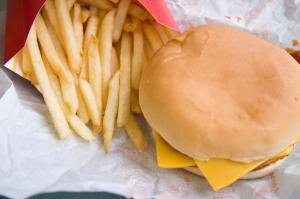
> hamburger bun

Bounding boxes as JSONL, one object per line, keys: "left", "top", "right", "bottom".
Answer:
{"left": 139, "top": 24, "right": 300, "bottom": 162}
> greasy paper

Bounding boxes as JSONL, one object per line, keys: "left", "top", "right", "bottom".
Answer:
{"left": 2, "top": 0, "right": 300, "bottom": 198}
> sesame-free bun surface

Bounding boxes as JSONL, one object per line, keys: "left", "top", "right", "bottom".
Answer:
{"left": 139, "top": 24, "right": 300, "bottom": 162}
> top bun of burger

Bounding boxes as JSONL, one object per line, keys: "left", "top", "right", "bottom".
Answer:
{"left": 139, "top": 24, "right": 300, "bottom": 163}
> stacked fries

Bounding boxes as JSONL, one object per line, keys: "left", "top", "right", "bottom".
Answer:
{"left": 19, "top": 0, "right": 176, "bottom": 152}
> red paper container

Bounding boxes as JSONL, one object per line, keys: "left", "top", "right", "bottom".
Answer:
{"left": 3, "top": 0, "right": 178, "bottom": 65}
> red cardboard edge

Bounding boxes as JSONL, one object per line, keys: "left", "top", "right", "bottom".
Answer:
{"left": 4, "top": 0, "right": 46, "bottom": 64}
{"left": 3, "top": 0, "right": 178, "bottom": 64}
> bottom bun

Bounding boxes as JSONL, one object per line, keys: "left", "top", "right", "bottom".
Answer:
{"left": 184, "top": 156, "right": 287, "bottom": 180}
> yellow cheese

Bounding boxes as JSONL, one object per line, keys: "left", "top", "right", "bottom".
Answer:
{"left": 194, "top": 158, "right": 263, "bottom": 191}
{"left": 154, "top": 133, "right": 195, "bottom": 168}
{"left": 154, "top": 132, "right": 294, "bottom": 191}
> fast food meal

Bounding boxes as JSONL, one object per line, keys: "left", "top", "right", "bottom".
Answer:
{"left": 14, "top": 0, "right": 300, "bottom": 192}
{"left": 18, "top": 0, "right": 176, "bottom": 152}
{"left": 139, "top": 24, "right": 300, "bottom": 191}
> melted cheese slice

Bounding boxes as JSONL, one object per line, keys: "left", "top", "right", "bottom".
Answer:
{"left": 193, "top": 159, "right": 263, "bottom": 191}
{"left": 154, "top": 132, "right": 294, "bottom": 191}
{"left": 154, "top": 133, "right": 195, "bottom": 168}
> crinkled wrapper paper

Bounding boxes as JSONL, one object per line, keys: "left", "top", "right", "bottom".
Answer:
{"left": 1, "top": 0, "right": 300, "bottom": 198}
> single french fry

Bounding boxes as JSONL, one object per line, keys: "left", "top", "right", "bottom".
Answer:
{"left": 128, "top": 4, "right": 148, "bottom": 21}
{"left": 68, "top": 116, "right": 96, "bottom": 141}
{"left": 35, "top": 14, "right": 72, "bottom": 82}
{"left": 78, "top": 0, "right": 114, "bottom": 10}
{"left": 144, "top": 38, "right": 154, "bottom": 59}
{"left": 43, "top": 13, "right": 69, "bottom": 67}
{"left": 22, "top": 45, "right": 37, "bottom": 84}
{"left": 124, "top": 113, "right": 146, "bottom": 151}
{"left": 110, "top": 46, "right": 119, "bottom": 75}
{"left": 60, "top": 77, "right": 79, "bottom": 115}
{"left": 27, "top": 24, "right": 71, "bottom": 139}
{"left": 143, "top": 23, "right": 163, "bottom": 51}
{"left": 98, "top": 9, "right": 107, "bottom": 24}
{"left": 79, "top": 79, "right": 101, "bottom": 128}
{"left": 100, "top": 9, "right": 116, "bottom": 106}
{"left": 76, "top": 84, "right": 90, "bottom": 123}
{"left": 152, "top": 22, "right": 170, "bottom": 44}
{"left": 44, "top": 56, "right": 95, "bottom": 141}
{"left": 81, "top": 7, "right": 90, "bottom": 23}
{"left": 141, "top": 48, "right": 148, "bottom": 70}
{"left": 80, "top": 44, "right": 89, "bottom": 80}
{"left": 72, "top": 3, "right": 84, "bottom": 53}
{"left": 117, "top": 32, "right": 132, "bottom": 127}
{"left": 113, "top": 0, "right": 131, "bottom": 42}
{"left": 83, "top": 13, "right": 99, "bottom": 52}
{"left": 67, "top": 0, "right": 76, "bottom": 10}
{"left": 131, "top": 90, "right": 142, "bottom": 114}
{"left": 123, "top": 17, "right": 136, "bottom": 32}
{"left": 43, "top": 0, "right": 63, "bottom": 44}
{"left": 96, "top": 9, "right": 108, "bottom": 39}
{"left": 115, "top": 35, "right": 122, "bottom": 55}
{"left": 131, "top": 26, "right": 143, "bottom": 90}
{"left": 55, "top": 0, "right": 82, "bottom": 74}
{"left": 131, "top": 16, "right": 142, "bottom": 27}
{"left": 88, "top": 36, "right": 102, "bottom": 131}
{"left": 163, "top": 26, "right": 178, "bottom": 39}
{"left": 103, "top": 71, "right": 120, "bottom": 152}
{"left": 21, "top": 47, "right": 31, "bottom": 75}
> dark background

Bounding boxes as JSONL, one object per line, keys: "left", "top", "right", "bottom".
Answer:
{"left": 0, "top": 1, "right": 125, "bottom": 199}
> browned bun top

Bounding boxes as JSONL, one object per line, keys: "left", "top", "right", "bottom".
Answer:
{"left": 139, "top": 24, "right": 300, "bottom": 162}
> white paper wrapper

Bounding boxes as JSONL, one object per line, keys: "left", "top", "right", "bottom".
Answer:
{"left": 1, "top": 1, "right": 300, "bottom": 198}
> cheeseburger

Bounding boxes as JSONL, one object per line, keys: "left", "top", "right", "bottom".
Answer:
{"left": 139, "top": 24, "right": 300, "bottom": 191}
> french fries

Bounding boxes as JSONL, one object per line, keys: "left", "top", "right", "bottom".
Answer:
{"left": 43, "top": 0, "right": 63, "bottom": 44}
{"left": 131, "top": 90, "right": 142, "bottom": 114}
{"left": 76, "top": 84, "right": 90, "bottom": 123}
{"left": 110, "top": 46, "right": 119, "bottom": 75}
{"left": 60, "top": 77, "right": 79, "bottom": 115}
{"left": 117, "top": 32, "right": 132, "bottom": 127}
{"left": 123, "top": 17, "right": 136, "bottom": 32}
{"left": 144, "top": 39, "right": 155, "bottom": 59}
{"left": 72, "top": 3, "right": 84, "bottom": 52}
{"left": 55, "top": 0, "right": 82, "bottom": 73}
{"left": 44, "top": 53, "right": 95, "bottom": 141}
{"left": 35, "top": 14, "right": 72, "bottom": 82}
{"left": 124, "top": 114, "right": 146, "bottom": 151}
{"left": 128, "top": 4, "right": 149, "bottom": 21}
{"left": 20, "top": 0, "right": 178, "bottom": 150}
{"left": 152, "top": 22, "right": 170, "bottom": 44}
{"left": 43, "top": 14, "right": 69, "bottom": 67}
{"left": 113, "top": 0, "right": 131, "bottom": 42}
{"left": 36, "top": 13, "right": 79, "bottom": 114}
{"left": 143, "top": 23, "right": 163, "bottom": 51}
{"left": 83, "top": 10, "right": 99, "bottom": 52}
{"left": 100, "top": 9, "right": 116, "bottom": 106}
{"left": 78, "top": 0, "right": 114, "bottom": 10}
{"left": 22, "top": 45, "right": 37, "bottom": 84}
{"left": 131, "top": 25, "right": 143, "bottom": 90}
{"left": 67, "top": 0, "right": 76, "bottom": 10}
{"left": 79, "top": 79, "right": 101, "bottom": 129}
{"left": 81, "top": 7, "right": 90, "bottom": 23}
{"left": 103, "top": 71, "right": 120, "bottom": 152}
{"left": 88, "top": 36, "right": 103, "bottom": 131}
{"left": 27, "top": 24, "right": 71, "bottom": 139}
